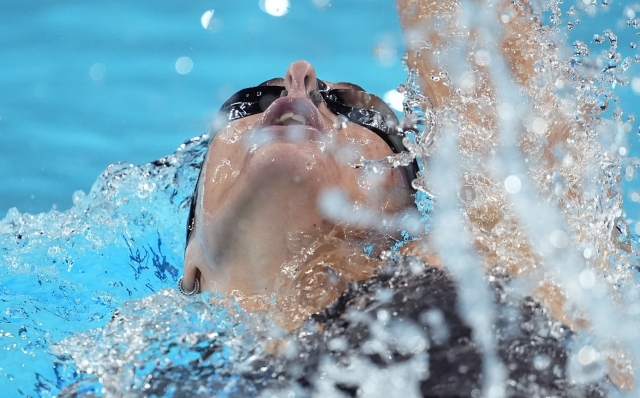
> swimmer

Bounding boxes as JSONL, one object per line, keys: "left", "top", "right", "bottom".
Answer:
{"left": 181, "top": 60, "right": 418, "bottom": 324}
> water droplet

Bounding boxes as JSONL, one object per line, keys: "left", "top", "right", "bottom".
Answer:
{"left": 631, "top": 42, "right": 637, "bottom": 49}
{"left": 604, "top": 59, "right": 617, "bottom": 71}
{"left": 573, "top": 40, "right": 590, "bottom": 56}
{"left": 593, "top": 34, "right": 605, "bottom": 44}
{"left": 377, "top": 309, "right": 390, "bottom": 322}
{"left": 534, "top": 354, "right": 551, "bottom": 370}
{"left": 612, "top": 106, "right": 623, "bottom": 122}
{"left": 504, "top": 175, "right": 521, "bottom": 194}
{"left": 604, "top": 29, "right": 618, "bottom": 46}
{"left": 579, "top": 269, "right": 596, "bottom": 289}
{"left": 89, "top": 63, "right": 106, "bottom": 81}
{"left": 374, "top": 36, "right": 398, "bottom": 67}
{"left": 549, "top": 230, "right": 569, "bottom": 249}
{"left": 312, "top": 0, "right": 330, "bottom": 8}
{"left": 333, "top": 114, "right": 348, "bottom": 130}
{"left": 175, "top": 57, "right": 193, "bottom": 75}
{"left": 259, "top": 0, "right": 290, "bottom": 17}
{"left": 383, "top": 90, "right": 404, "bottom": 112}
{"left": 577, "top": 345, "right": 599, "bottom": 366}
{"left": 200, "top": 10, "right": 214, "bottom": 29}
{"left": 459, "top": 185, "right": 477, "bottom": 202}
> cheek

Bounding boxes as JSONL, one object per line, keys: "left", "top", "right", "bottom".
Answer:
{"left": 329, "top": 124, "right": 394, "bottom": 165}
{"left": 214, "top": 116, "right": 262, "bottom": 145}
{"left": 330, "top": 125, "right": 412, "bottom": 206}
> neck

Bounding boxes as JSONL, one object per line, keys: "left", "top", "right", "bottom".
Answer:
{"left": 188, "top": 158, "right": 337, "bottom": 296}
{"left": 183, "top": 143, "right": 407, "bottom": 313}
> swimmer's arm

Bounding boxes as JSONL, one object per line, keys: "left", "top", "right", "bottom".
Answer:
{"left": 396, "top": 0, "right": 618, "bottom": 285}
{"left": 396, "top": 0, "right": 633, "bottom": 390}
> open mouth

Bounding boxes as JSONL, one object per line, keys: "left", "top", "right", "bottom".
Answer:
{"left": 276, "top": 112, "right": 308, "bottom": 126}
{"left": 257, "top": 97, "right": 325, "bottom": 133}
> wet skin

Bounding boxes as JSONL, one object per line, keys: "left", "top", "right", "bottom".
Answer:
{"left": 183, "top": 61, "right": 413, "bottom": 300}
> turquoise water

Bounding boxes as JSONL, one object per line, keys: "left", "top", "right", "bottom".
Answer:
{"left": 2, "top": 0, "right": 640, "bottom": 397}
{"left": 1, "top": 2, "right": 407, "bottom": 396}
{"left": 0, "top": 0, "right": 406, "bottom": 215}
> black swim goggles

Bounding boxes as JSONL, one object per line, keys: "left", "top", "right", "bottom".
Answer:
{"left": 221, "top": 78, "right": 413, "bottom": 155}
{"left": 186, "top": 78, "right": 419, "bottom": 244}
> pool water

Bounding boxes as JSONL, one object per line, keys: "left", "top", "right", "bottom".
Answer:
{"left": 0, "top": 135, "right": 206, "bottom": 396}
{"left": 2, "top": 0, "right": 640, "bottom": 397}
{"left": 0, "top": 0, "right": 406, "bottom": 215}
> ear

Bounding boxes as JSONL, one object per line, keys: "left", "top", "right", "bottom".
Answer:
{"left": 183, "top": 240, "right": 203, "bottom": 292}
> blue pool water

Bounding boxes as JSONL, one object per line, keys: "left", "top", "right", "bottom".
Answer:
{"left": 2, "top": 0, "right": 640, "bottom": 397}
{"left": 0, "top": 0, "right": 406, "bottom": 215}
{"left": 1, "top": 2, "right": 408, "bottom": 396}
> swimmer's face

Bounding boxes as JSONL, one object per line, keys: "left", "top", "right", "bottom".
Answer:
{"left": 200, "top": 61, "right": 412, "bottom": 213}
{"left": 184, "top": 60, "right": 413, "bottom": 296}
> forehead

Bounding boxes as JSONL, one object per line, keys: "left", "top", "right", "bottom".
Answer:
{"left": 258, "top": 77, "right": 365, "bottom": 92}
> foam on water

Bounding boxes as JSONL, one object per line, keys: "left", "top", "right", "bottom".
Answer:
{"left": 0, "top": 135, "right": 207, "bottom": 396}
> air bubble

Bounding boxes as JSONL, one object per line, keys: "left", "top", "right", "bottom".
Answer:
{"left": 593, "top": 34, "right": 604, "bottom": 44}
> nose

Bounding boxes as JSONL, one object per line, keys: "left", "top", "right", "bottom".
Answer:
{"left": 283, "top": 61, "right": 318, "bottom": 99}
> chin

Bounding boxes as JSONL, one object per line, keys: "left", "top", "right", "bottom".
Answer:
{"left": 237, "top": 141, "right": 345, "bottom": 189}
